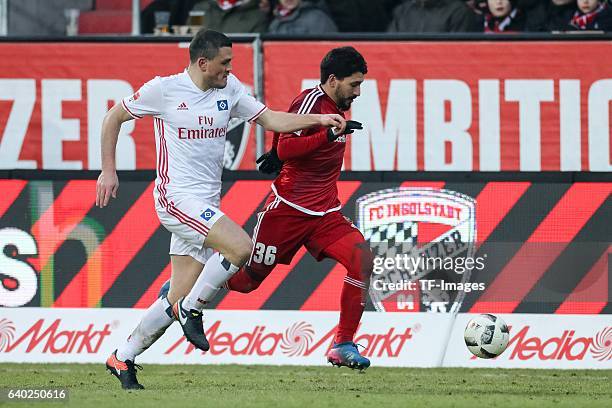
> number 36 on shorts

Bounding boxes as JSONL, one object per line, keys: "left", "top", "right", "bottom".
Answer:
{"left": 252, "top": 243, "right": 277, "bottom": 265}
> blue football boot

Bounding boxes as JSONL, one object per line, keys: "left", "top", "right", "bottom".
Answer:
{"left": 326, "top": 342, "right": 370, "bottom": 371}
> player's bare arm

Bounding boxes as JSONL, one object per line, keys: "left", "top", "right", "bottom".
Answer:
{"left": 95, "top": 103, "right": 133, "bottom": 208}
{"left": 256, "top": 109, "right": 346, "bottom": 134}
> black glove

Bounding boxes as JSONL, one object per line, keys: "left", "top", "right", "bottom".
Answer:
{"left": 327, "top": 120, "right": 363, "bottom": 142}
{"left": 256, "top": 147, "right": 283, "bottom": 175}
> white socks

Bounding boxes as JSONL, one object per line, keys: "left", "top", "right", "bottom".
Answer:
{"left": 116, "top": 296, "right": 173, "bottom": 362}
{"left": 115, "top": 254, "right": 241, "bottom": 362}
{"left": 182, "top": 253, "right": 239, "bottom": 311}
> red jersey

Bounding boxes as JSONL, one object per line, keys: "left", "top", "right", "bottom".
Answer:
{"left": 271, "top": 85, "right": 345, "bottom": 216}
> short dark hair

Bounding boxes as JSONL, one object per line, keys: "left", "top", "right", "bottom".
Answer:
{"left": 189, "top": 29, "right": 232, "bottom": 63}
{"left": 320, "top": 47, "right": 367, "bottom": 84}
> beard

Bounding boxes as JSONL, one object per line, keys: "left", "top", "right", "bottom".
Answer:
{"left": 336, "top": 92, "right": 355, "bottom": 111}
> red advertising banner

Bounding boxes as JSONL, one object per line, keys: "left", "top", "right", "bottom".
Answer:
{"left": 0, "top": 179, "right": 609, "bottom": 313}
{"left": 264, "top": 41, "right": 612, "bottom": 172}
{"left": 0, "top": 42, "right": 256, "bottom": 170}
{"left": 2, "top": 41, "right": 611, "bottom": 172}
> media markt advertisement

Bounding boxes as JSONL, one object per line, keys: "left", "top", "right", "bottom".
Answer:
{"left": 0, "top": 308, "right": 452, "bottom": 367}
{"left": 1, "top": 309, "right": 608, "bottom": 368}
{"left": 443, "top": 314, "right": 612, "bottom": 369}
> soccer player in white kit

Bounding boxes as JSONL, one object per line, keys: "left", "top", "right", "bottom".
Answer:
{"left": 96, "top": 30, "right": 346, "bottom": 389}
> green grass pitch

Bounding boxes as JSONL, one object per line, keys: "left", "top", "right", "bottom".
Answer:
{"left": 0, "top": 364, "right": 610, "bottom": 407}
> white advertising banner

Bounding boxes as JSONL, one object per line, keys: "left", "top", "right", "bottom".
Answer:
{"left": 0, "top": 308, "right": 452, "bottom": 367}
{"left": 1, "top": 309, "right": 609, "bottom": 368}
{"left": 443, "top": 313, "right": 612, "bottom": 369}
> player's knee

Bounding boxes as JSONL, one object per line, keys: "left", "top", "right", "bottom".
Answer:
{"left": 356, "top": 243, "right": 374, "bottom": 281}
{"left": 223, "top": 237, "right": 252, "bottom": 267}
{"left": 227, "top": 266, "right": 264, "bottom": 293}
{"left": 238, "top": 284, "right": 258, "bottom": 293}
{"left": 237, "top": 243, "right": 253, "bottom": 266}
{"left": 231, "top": 278, "right": 260, "bottom": 293}
{"left": 363, "top": 247, "right": 374, "bottom": 273}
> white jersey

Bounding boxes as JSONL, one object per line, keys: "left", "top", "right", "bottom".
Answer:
{"left": 122, "top": 71, "right": 267, "bottom": 206}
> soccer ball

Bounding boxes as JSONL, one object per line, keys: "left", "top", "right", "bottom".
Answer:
{"left": 464, "top": 314, "right": 510, "bottom": 359}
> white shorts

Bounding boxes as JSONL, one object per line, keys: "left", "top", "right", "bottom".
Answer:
{"left": 156, "top": 195, "right": 224, "bottom": 264}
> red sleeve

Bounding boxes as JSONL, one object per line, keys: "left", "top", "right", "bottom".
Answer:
{"left": 276, "top": 89, "right": 336, "bottom": 160}
{"left": 277, "top": 130, "right": 329, "bottom": 161}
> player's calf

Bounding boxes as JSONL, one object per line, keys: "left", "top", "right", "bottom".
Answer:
{"left": 323, "top": 232, "right": 373, "bottom": 344}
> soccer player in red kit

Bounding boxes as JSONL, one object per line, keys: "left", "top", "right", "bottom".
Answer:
{"left": 228, "top": 46, "right": 373, "bottom": 370}
{"left": 158, "top": 46, "right": 371, "bottom": 368}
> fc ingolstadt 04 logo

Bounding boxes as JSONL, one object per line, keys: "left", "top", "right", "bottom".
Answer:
{"left": 356, "top": 188, "right": 477, "bottom": 314}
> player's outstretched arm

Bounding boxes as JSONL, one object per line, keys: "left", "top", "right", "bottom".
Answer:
{"left": 256, "top": 109, "right": 346, "bottom": 134}
{"left": 96, "top": 103, "right": 133, "bottom": 208}
{"left": 276, "top": 120, "right": 363, "bottom": 162}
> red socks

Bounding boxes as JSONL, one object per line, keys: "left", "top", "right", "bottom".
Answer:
{"left": 322, "top": 232, "right": 373, "bottom": 344}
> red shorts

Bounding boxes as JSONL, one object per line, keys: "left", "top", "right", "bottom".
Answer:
{"left": 247, "top": 193, "right": 362, "bottom": 275}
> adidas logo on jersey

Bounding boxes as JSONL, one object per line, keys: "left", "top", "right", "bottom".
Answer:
{"left": 177, "top": 102, "right": 189, "bottom": 111}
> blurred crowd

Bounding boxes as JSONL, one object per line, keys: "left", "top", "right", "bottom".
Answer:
{"left": 141, "top": 0, "right": 612, "bottom": 34}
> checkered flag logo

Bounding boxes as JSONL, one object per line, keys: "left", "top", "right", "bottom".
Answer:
{"left": 364, "top": 221, "right": 417, "bottom": 258}
{"left": 357, "top": 187, "right": 477, "bottom": 313}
